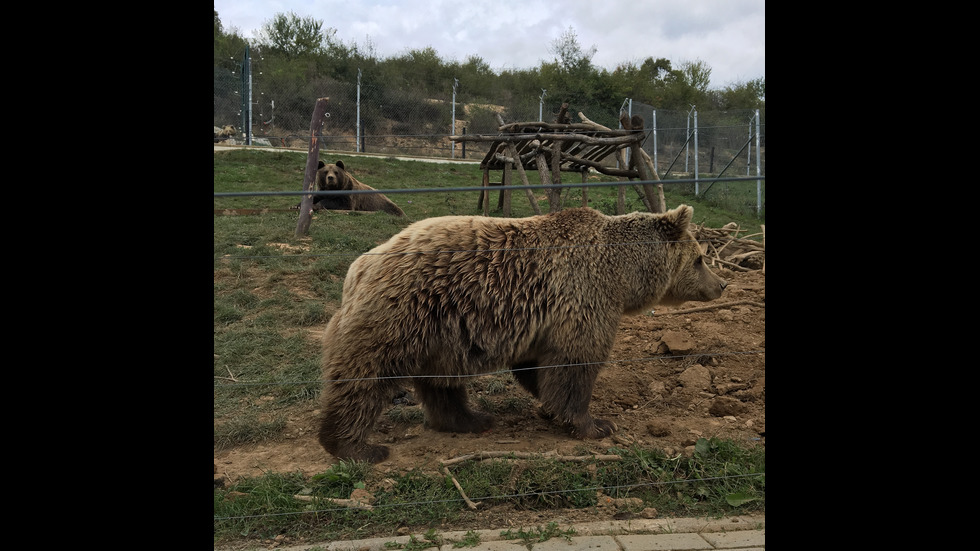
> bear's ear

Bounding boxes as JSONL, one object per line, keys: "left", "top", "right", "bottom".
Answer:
{"left": 335, "top": 160, "right": 346, "bottom": 171}
{"left": 662, "top": 205, "right": 694, "bottom": 240}
{"left": 318, "top": 160, "right": 326, "bottom": 169}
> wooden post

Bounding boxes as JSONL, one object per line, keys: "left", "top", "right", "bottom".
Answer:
{"left": 578, "top": 110, "right": 632, "bottom": 214}
{"left": 534, "top": 147, "right": 554, "bottom": 210}
{"left": 631, "top": 142, "right": 660, "bottom": 212}
{"left": 502, "top": 160, "right": 512, "bottom": 217}
{"left": 580, "top": 169, "right": 589, "bottom": 208}
{"left": 480, "top": 169, "right": 490, "bottom": 216}
{"left": 620, "top": 112, "right": 664, "bottom": 213}
{"left": 295, "top": 97, "right": 330, "bottom": 237}
{"left": 549, "top": 140, "right": 562, "bottom": 213}
{"left": 614, "top": 146, "right": 629, "bottom": 214}
{"left": 506, "top": 142, "right": 542, "bottom": 215}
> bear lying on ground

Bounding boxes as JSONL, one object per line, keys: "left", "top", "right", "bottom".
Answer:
{"left": 294, "top": 160, "right": 405, "bottom": 216}
{"left": 213, "top": 125, "right": 236, "bottom": 143}
{"left": 317, "top": 205, "right": 727, "bottom": 463}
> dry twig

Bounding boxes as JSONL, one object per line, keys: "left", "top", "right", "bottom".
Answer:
{"left": 293, "top": 495, "right": 375, "bottom": 510}
{"left": 214, "top": 367, "right": 239, "bottom": 382}
{"left": 441, "top": 451, "right": 622, "bottom": 466}
{"left": 442, "top": 466, "right": 481, "bottom": 510}
{"left": 659, "top": 299, "right": 765, "bottom": 315}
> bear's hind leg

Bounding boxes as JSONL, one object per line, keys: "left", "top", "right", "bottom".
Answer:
{"left": 413, "top": 380, "right": 494, "bottom": 433}
{"left": 510, "top": 361, "right": 540, "bottom": 398}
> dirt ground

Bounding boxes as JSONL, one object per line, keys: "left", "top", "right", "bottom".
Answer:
{"left": 214, "top": 265, "right": 764, "bottom": 537}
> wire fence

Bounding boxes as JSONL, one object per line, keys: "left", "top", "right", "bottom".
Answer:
{"left": 214, "top": 175, "right": 765, "bottom": 532}
{"left": 213, "top": 64, "right": 766, "bottom": 183}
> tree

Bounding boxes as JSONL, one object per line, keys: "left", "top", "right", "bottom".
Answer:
{"left": 682, "top": 60, "right": 712, "bottom": 94}
{"left": 213, "top": 9, "right": 249, "bottom": 68}
{"left": 549, "top": 26, "right": 597, "bottom": 74}
{"left": 543, "top": 27, "right": 598, "bottom": 105}
{"left": 259, "top": 12, "right": 328, "bottom": 60}
{"left": 712, "top": 77, "right": 766, "bottom": 110}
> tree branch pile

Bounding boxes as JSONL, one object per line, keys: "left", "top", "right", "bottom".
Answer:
{"left": 692, "top": 222, "right": 766, "bottom": 272}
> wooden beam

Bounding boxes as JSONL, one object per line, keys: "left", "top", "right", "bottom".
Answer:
{"left": 502, "top": 160, "right": 512, "bottom": 216}
{"left": 506, "top": 142, "right": 542, "bottom": 215}
{"left": 550, "top": 137, "right": 562, "bottom": 213}
{"left": 451, "top": 132, "right": 642, "bottom": 144}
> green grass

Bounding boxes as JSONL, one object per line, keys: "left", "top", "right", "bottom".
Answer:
{"left": 501, "top": 522, "right": 577, "bottom": 544}
{"left": 213, "top": 149, "right": 765, "bottom": 547}
{"left": 213, "top": 439, "right": 765, "bottom": 545}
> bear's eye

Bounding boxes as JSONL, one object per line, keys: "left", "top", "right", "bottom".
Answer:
{"left": 694, "top": 256, "right": 703, "bottom": 266}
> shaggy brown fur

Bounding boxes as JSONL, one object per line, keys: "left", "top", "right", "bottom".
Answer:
{"left": 297, "top": 160, "right": 405, "bottom": 215}
{"left": 317, "top": 205, "right": 727, "bottom": 463}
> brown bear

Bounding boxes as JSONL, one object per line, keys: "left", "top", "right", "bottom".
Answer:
{"left": 317, "top": 205, "right": 726, "bottom": 463}
{"left": 295, "top": 160, "right": 405, "bottom": 216}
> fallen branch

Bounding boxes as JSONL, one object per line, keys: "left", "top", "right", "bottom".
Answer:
{"left": 579, "top": 111, "right": 651, "bottom": 212}
{"left": 293, "top": 495, "right": 375, "bottom": 510}
{"left": 761, "top": 225, "right": 766, "bottom": 274}
{"left": 727, "top": 250, "right": 764, "bottom": 262}
{"left": 213, "top": 367, "right": 238, "bottom": 382}
{"left": 659, "top": 299, "right": 765, "bottom": 315}
{"left": 441, "top": 451, "right": 622, "bottom": 466}
{"left": 443, "top": 466, "right": 481, "bottom": 510}
{"left": 712, "top": 257, "right": 757, "bottom": 272}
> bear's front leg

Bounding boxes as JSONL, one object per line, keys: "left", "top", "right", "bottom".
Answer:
{"left": 568, "top": 415, "right": 618, "bottom": 439}
{"left": 413, "top": 381, "right": 494, "bottom": 433}
{"left": 537, "top": 364, "right": 617, "bottom": 439}
{"left": 319, "top": 436, "right": 390, "bottom": 464}
{"left": 317, "top": 379, "right": 395, "bottom": 464}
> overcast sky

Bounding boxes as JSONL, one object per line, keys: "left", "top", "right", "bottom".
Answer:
{"left": 214, "top": 0, "right": 764, "bottom": 90}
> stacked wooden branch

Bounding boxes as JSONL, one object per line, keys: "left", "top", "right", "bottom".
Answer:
{"left": 693, "top": 222, "right": 766, "bottom": 272}
{"left": 578, "top": 111, "right": 664, "bottom": 213}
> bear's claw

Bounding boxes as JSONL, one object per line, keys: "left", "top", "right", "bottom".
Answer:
{"left": 571, "top": 418, "right": 618, "bottom": 439}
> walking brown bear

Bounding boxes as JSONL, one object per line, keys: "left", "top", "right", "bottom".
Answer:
{"left": 317, "top": 205, "right": 727, "bottom": 463}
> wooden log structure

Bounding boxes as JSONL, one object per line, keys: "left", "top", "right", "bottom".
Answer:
{"left": 450, "top": 112, "right": 651, "bottom": 214}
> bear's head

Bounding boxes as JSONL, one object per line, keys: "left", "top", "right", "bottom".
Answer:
{"left": 644, "top": 205, "right": 728, "bottom": 307}
{"left": 316, "top": 160, "right": 353, "bottom": 191}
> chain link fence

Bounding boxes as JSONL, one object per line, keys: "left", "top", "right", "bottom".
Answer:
{"left": 214, "top": 62, "right": 765, "bottom": 215}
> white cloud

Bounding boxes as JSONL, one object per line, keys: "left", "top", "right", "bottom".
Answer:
{"left": 214, "top": 0, "right": 764, "bottom": 89}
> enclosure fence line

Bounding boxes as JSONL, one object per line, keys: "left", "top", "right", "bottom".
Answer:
{"left": 215, "top": 64, "right": 764, "bottom": 209}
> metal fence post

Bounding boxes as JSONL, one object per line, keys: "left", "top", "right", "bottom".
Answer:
{"left": 452, "top": 78, "right": 458, "bottom": 159}
{"left": 653, "top": 109, "right": 659, "bottom": 175}
{"left": 746, "top": 114, "right": 753, "bottom": 176}
{"left": 685, "top": 106, "right": 692, "bottom": 177}
{"left": 755, "top": 109, "right": 762, "bottom": 216}
{"left": 693, "top": 107, "right": 699, "bottom": 195}
{"left": 240, "top": 45, "right": 252, "bottom": 146}
{"left": 356, "top": 69, "right": 362, "bottom": 153}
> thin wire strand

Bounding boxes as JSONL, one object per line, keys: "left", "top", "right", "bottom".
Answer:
{"left": 216, "top": 236, "right": 743, "bottom": 261}
{"left": 213, "top": 350, "right": 765, "bottom": 389}
{"left": 214, "top": 175, "right": 765, "bottom": 198}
